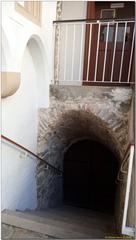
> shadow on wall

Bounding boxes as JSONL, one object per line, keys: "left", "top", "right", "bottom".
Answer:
{"left": 37, "top": 109, "right": 123, "bottom": 219}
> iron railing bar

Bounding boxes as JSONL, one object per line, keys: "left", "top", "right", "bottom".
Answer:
{"left": 64, "top": 25, "right": 68, "bottom": 81}
{"left": 86, "top": 23, "right": 92, "bottom": 81}
{"left": 57, "top": 24, "right": 61, "bottom": 85}
{"left": 102, "top": 22, "right": 110, "bottom": 82}
{"left": 71, "top": 24, "right": 76, "bottom": 81}
{"left": 94, "top": 23, "right": 101, "bottom": 82}
{"left": 110, "top": 22, "right": 118, "bottom": 82}
{"left": 119, "top": 21, "right": 128, "bottom": 82}
{"left": 79, "top": 24, "right": 84, "bottom": 81}
{"left": 53, "top": 21, "right": 135, "bottom": 27}
{"left": 53, "top": 18, "right": 135, "bottom": 24}
{"left": 52, "top": 24, "right": 56, "bottom": 84}
{"left": 127, "top": 24, "right": 135, "bottom": 82}
{"left": 1, "top": 135, "right": 63, "bottom": 174}
{"left": 59, "top": 80, "right": 134, "bottom": 84}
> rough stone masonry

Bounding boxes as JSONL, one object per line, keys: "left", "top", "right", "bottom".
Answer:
{"left": 36, "top": 85, "right": 132, "bottom": 231}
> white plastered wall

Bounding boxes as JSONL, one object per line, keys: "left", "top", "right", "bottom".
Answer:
{"left": 2, "top": 141, "right": 37, "bottom": 211}
{"left": 1, "top": 1, "right": 57, "bottom": 210}
{"left": 59, "top": 1, "right": 87, "bottom": 84}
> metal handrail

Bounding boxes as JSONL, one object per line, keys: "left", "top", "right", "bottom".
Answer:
{"left": 53, "top": 17, "right": 135, "bottom": 24}
{"left": 1, "top": 135, "right": 63, "bottom": 175}
{"left": 121, "top": 144, "right": 134, "bottom": 236}
{"left": 116, "top": 144, "right": 134, "bottom": 183}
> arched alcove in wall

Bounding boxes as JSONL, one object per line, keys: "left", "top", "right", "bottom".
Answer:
{"left": 22, "top": 35, "right": 48, "bottom": 108}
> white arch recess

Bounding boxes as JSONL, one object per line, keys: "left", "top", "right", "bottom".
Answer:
{"left": 22, "top": 35, "right": 48, "bottom": 108}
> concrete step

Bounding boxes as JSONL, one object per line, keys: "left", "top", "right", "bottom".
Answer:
{"left": 2, "top": 208, "right": 116, "bottom": 239}
{"left": 26, "top": 206, "right": 115, "bottom": 231}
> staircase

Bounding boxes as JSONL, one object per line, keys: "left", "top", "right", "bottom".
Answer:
{"left": 2, "top": 206, "right": 117, "bottom": 239}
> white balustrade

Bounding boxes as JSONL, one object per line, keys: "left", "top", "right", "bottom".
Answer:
{"left": 53, "top": 19, "right": 135, "bottom": 85}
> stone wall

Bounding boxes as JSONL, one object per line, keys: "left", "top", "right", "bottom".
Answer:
{"left": 37, "top": 85, "right": 133, "bottom": 232}
{"left": 38, "top": 85, "right": 132, "bottom": 155}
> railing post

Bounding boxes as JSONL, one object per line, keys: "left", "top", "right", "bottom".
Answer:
{"left": 127, "top": 23, "right": 135, "bottom": 83}
{"left": 64, "top": 24, "right": 68, "bottom": 81}
{"left": 71, "top": 24, "right": 76, "bottom": 81}
{"left": 86, "top": 23, "right": 92, "bottom": 81}
{"left": 51, "top": 23, "right": 55, "bottom": 85}
{"left": 110, "top": 22, "right": 118, "bottom": 82}
{"left": 54, "top": 23, "right": 61, "bottom": 85}
{"left": 102, "top": 22, "right": 110, "bottom": 82}
{"left": 79, "top": 24, "right": 84, "bottom": 81}
{"left": 119, "top": 21, "right": 127, "bottom": 83}
{"left": 94, "top": 22, "right": 101, "bottom": 82}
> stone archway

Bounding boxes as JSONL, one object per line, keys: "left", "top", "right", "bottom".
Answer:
{"left": 37, "top": 108, "right": 122, "bottom": 208}
{"left": 37, "top": 84, "right": 132, "bottom": 233}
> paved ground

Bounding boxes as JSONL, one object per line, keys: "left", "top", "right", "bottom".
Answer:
{"left": 1, "top": 224, "right": 56, "bottom": 239}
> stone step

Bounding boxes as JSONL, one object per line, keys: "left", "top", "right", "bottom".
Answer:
{"left": 26, "top": 207, "right": 114, "bottom": 231}
{"left": 47, "top": 205, "right": 114, "bottom": 221}
{"left": 2, "top": 208, "right": 116, "bottom": 239}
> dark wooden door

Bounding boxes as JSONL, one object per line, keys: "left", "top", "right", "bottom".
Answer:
{"left": 83, "top": 2, "right": 135, "bottom": 84}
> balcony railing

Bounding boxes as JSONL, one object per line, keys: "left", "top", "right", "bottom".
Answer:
{"left": 53, "top": 18, "right": 135, "bottom": 86}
